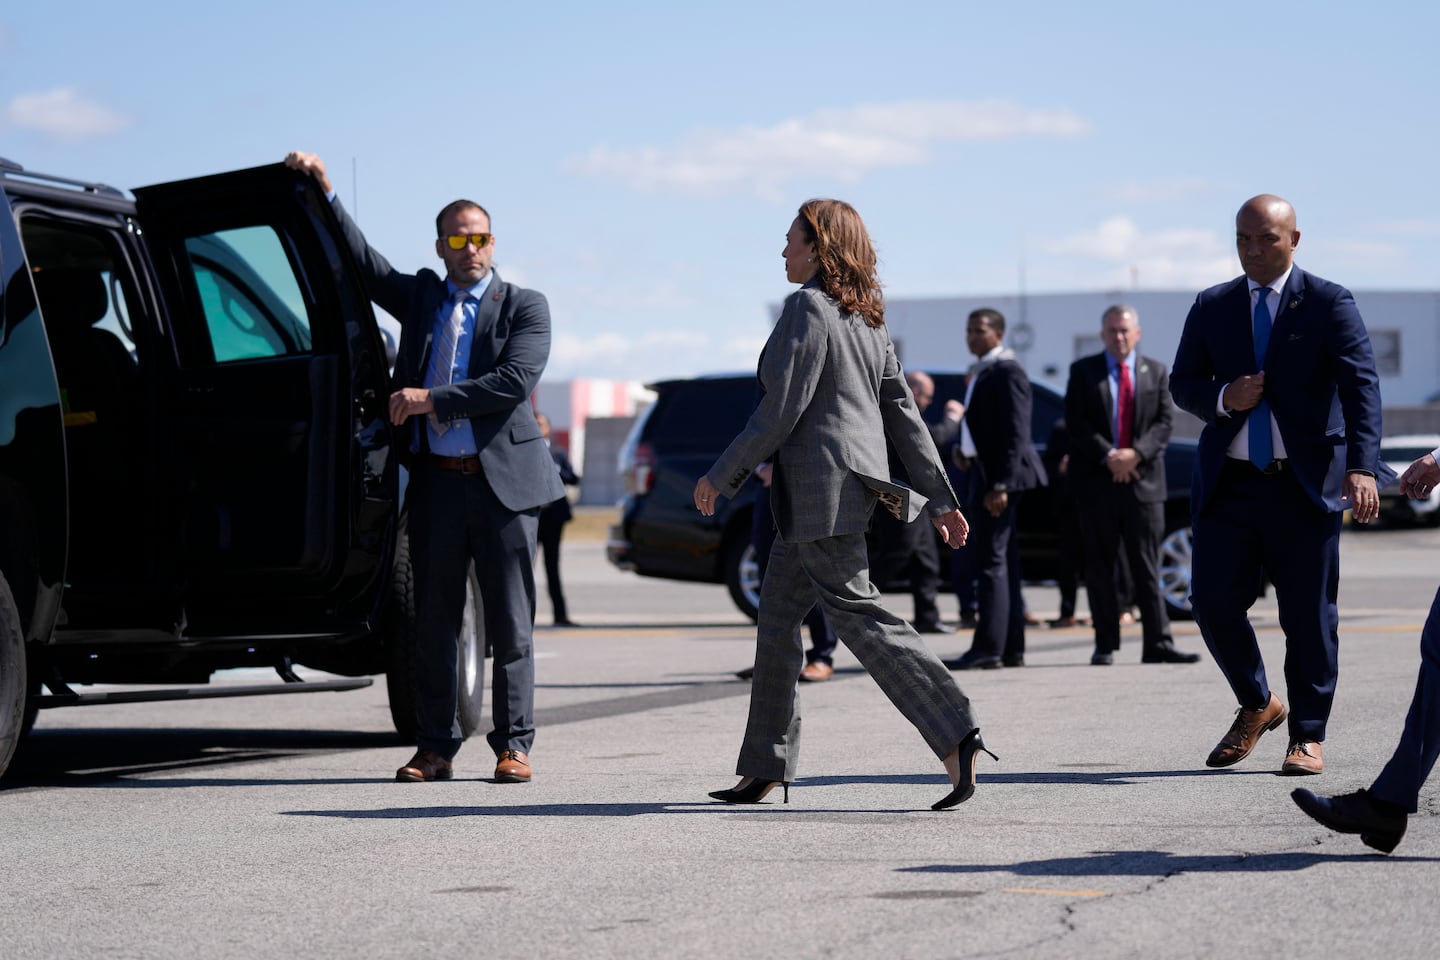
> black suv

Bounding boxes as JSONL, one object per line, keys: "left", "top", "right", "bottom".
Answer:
{"left": 0, "top": 159, "right": 484, "bottom": 781}
{"left": 607, "top": 371, "right": 1198, "bottom": 621}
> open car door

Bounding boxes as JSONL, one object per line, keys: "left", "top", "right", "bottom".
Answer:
{"left": 134, "top": 164, "right": 397, "bottom": 634}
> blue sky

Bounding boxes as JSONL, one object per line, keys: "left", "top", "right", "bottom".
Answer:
{"left": 3, "top": 1, "right": 1437, "bottom": 382}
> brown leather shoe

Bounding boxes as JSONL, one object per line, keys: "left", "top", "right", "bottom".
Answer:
{"left": 1281, "top": 739, "right": 1324, "bottom": 775}
{"left": 396, "top": 749, "right": 453, "bottom": 782}
{"left": 799, "top": 661, "right": 834, "bottom": 682}
{"left": 1205, "top": 693, "right": 1287, "bottom": 767}
{"left": 495, "top": 749, "right": 532, "bottom": 783}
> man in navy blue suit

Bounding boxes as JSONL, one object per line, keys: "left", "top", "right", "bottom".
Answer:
{"left": 1293, "top": 448, "right": 1440, "bottom": 852}
{"left": 1171, "top": 194, "right": 1389, "bottom": 776}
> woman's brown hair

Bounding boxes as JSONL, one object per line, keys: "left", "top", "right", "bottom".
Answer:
{"left": 796, "top": 198, "right": 885, "bottom": 327}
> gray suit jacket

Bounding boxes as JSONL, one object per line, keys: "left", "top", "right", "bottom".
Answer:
{"left": 708, "top": 282, "right": 959, "bottom": 543}
{"left": 331, "top": 199, "right": 563, "bottom": 514}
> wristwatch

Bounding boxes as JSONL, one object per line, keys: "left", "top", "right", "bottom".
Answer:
{"left": 991, "top": 483, "right": 1008, "bottom": 493}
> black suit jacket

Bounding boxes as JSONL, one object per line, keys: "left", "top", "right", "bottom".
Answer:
{"left": 1064, "top": 352, "right": 1172, "bottom": 504}
{"left": 962, "top": 358, "right": 1046, "bottom": 496}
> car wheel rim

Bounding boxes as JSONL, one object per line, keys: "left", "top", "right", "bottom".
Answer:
{"left": 740, "top": 544, "right": 761, "bottom": 612}
{"left": 460, "top": 579, "right": 479, "bottom": 696}
{"left": 1158, "top": 527, "right": 1193, "bottom": 614}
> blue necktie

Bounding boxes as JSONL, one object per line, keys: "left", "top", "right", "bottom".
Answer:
{"left": 426, "top": 289, "right": 468, "bottom": 436}
{"left": 1248, "top": 287, "right": 1273, "bottom": 468}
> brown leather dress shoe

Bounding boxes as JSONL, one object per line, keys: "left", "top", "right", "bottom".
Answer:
{"left": 396, "top": 749, "right": 453, "bottom": 782}
{"left": 1281, "top": 739, "right": 1324, "bottom": 775}
{"left": 799, "top": 661, "right": 834, "bottom": 682}
{"left": 495, "top": 749, "right": 532, "bottom": 783}
{"left": 1205, "top": 692, "right": 1286, "bottom": 767}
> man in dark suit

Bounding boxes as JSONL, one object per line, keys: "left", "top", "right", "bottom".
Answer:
{"left": 1065, "top": 305, "right": 1200, "bottom": 666}
{"left": 285, "top": 151, "right": 564, "bottom": 785}
{"left": 869, "top": 370, "right": 955, "bottom": 633}
{"left": 946, "top": 308, "right": 1046, "bottom": 670}
{"left": 1293, "top": 447, "right": 1440, "bottom": 853}
{"left": 1171, "top": 194, "right": 1388, "bottom": 776}
{"left": 536, "top": 412, "right": 580, "bottom": 627}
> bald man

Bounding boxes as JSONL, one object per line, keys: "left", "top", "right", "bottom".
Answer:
{"left": 1171, "top": 195, "right": 1390, "bottom": 777}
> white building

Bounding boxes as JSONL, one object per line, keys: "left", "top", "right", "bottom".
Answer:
{"left": 881, "top": 289, "right": 1440, "bottom": 434}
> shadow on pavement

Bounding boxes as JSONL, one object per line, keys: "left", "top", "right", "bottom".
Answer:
{"left": 2, "top": 727, "right": 403, "bottom": 789}
{"left": 898, "top": 848, "right": 1440, "bottom": 876}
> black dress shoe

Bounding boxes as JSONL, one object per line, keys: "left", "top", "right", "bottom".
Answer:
{"left": 709, "top": 778, "right": 789, "bottom": 804}
{"left": 1142, "top": 644, "right": 1202, "bottom": 664}
{"left": 1090, "top": 650, "right": 1114, "bottom": 666}
{"left": 933, "top": 729, "right": 999, "bottom": 810}
{"left": 1292, "top": 788, "right": 1407, "bottom": 853}
{"left": 913, "top": 620, "right": 947, "bottom": 634}
{"left": 1002, "top": 655, "right": 1025, "bottom": 668}
{"left": 944, "top": 651, "right": 1003, "bottom": 671}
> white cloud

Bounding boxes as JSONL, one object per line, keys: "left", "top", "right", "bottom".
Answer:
{"left": 569, "top": 99, "right": 1090, "bottom": 198}
{"left": 5, "top": 88, "right": 131, "bottom": 140}
{"left": 1047, "top": 215, "right": 1237, "bottom": 288}
{"left": 1100, "top": 178, "right": 1211, "bottom": 205}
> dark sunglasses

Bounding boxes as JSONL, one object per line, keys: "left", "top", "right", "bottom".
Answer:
{"left": 443, "top": 233, "right": 492, "bottom": 250}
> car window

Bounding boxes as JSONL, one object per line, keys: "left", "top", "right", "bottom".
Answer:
{"left": 645, "top": 378, "right": 755, "bottom": 452}
{"left": 182, "top": 226, "right": 312, "bottom": 363}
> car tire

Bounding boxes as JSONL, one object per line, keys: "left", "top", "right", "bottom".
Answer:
{"left": 1157, "top": 522, "right": 1194, "bottom": 620}
{"left": 0, "top": 572, "right": 27, "bottom": 780}
{"left": 724, "top": 537, "right": 760, "bottom": 623}
{"left": 384, "top": 516, "right": 485, "bottom": 742}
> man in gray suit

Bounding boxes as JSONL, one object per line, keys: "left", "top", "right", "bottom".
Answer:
{"left": 285, "top": 151, "right": 563, "bottom": 785}
{"left": 1064, "top": 305, "right": 1201, "bottom": 666}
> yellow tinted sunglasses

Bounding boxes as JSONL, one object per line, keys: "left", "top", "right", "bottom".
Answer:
{"left": 444, "top": 233, "right": 492, "bottom": 250}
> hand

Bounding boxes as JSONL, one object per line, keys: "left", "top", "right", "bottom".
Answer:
{"left": 284, "top": 150, "right": 333, "bottom": 195}
{"left": 1399, "top": 453, "right": 1440, "bottom": 500}
{"left": 694, "top": 476, "right": 721, "bottom": 516}
{"left": 388, "top": 387, "right": 434, "bottom": 425}
{"left": 983, "top": 490, "right": 1008, "bottom": 517}
{"left": 932, "top": 509, "right": 968, "bottom": 548}
{"left": 1106, "top": 447, "right": 1139, "bottom": 483}
{"left": 1223, "top": 372, "right": 1265, "bottom": 412}
{"left": 944, "top": 399, "right": 964, "bottom": 420}
{"left": 1342, "top": 470, "right": 1380, "bottom": 524}
{"left": 755, "top": 463, "right": 774, "bottom": 488}
{"left": 1058, "top": 453, "right": 1069, "bottom": 476}
{"left": 1105, "top": 447, "right": 1140, "bottom": 475}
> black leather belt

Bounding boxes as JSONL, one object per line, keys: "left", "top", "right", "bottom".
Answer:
{"left": 430, "top": 454, "right": 482, "bottom": 474}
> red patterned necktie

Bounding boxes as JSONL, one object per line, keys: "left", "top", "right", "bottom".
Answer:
{"left": 1116, "top": 361, "right": 1134, "bottom": 449}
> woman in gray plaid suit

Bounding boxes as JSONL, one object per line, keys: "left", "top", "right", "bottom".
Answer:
{"left": 693, "top": 199, "right": 997, "bottom": 810}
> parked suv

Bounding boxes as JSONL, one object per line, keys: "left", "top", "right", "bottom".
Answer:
{"left": 607, "top": 371, "right": 1198, "bottom": 621}
{"left": 0, "top": 159, "right": 484, "bottom": 781}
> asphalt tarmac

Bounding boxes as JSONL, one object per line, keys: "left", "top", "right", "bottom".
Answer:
{"left": 2, "top": 520, "right": 1436, "bottom": 959}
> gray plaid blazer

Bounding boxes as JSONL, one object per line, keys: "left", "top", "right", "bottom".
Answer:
{"left": 707, "top": 281, "right": 958, "bottom": 542}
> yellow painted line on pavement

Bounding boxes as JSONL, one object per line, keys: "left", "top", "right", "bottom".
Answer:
{"left": 1002, "top": 888, "right": 1110, "bottom": 898}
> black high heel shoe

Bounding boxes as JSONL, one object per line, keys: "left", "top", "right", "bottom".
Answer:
{"left": 708, "top": 777, "right": 790, "bottom": 804}
{"left": 932, "top": 730, "right": 998, "bottom": 811}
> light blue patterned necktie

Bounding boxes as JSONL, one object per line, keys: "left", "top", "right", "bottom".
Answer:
{"left": 426, "top": 289, "right": 467, "bottom": 435}
{"left": 1248, "top": 287, "right": 1273, "bottom": 467}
